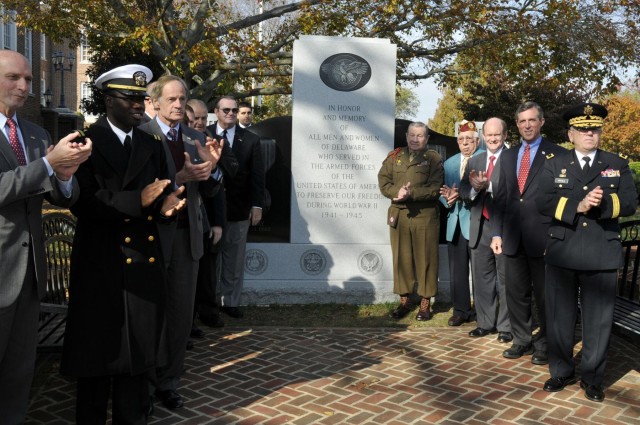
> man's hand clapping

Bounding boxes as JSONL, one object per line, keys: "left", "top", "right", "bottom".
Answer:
{"left": 46, "top": 131, "right": 93, "bottom": 181}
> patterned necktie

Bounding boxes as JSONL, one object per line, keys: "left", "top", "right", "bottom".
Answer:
{"left": 6, "top": 118, "right": 26, "bottom": 165}
{"left": 582, "top": 156, "right": 591, "bottom": 174}
{"left": 123, "top": 135, "right": 132, "bottom": 157}
{"left": 167, "top": 128, "right": 178, "bottom": 143}
{"left": 518, "top": 144, "right": 530, "bottom": 194}
{"left": 482, "top": 155, "right": 496, "bottom": 219}
{"left": 460, "top": 156, "right": 469, "bottom": 179}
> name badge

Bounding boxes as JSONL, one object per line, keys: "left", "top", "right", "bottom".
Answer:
{"left": 554, "top": 178, "right": 569, "bottom": 184}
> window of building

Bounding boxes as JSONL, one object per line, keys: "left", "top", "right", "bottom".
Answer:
{"left": 80, "top": 35, "right": 91, "bottom": 63}
{"left": 41, "top": 72, "right": 47, "bottom": 106}
{"left": 2, "top": 11, "right": 17, "bottom": 50}
{"left": 41, "top": 33, "right": 46, "bottom": 60}
{"left": 24, "top": 29, "right": 32, "bottom": 63}
{"left": 80, "top": 82, "right": 92, "bottom": 105}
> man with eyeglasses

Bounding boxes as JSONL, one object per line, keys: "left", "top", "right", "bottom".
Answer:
{"left": 440, "top": 120, "right": 482, "bottom": 327}
{"left": 490, "top": 101, "right": 565, "bottom": 366}
{"left": 60, "top": 64, "right": 186, "bottom": 422}
{"left": 537, "top": 103, "right": 637, "bottom": 402}
{"left": 207, "top": 96, "right": 265, "bottom": 320}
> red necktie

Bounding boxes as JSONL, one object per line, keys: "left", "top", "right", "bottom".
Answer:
{"left": 518, "top": 144, "right": 530, "bottom": 194}
{"left": 6, "top": 118, "right": 26, "bottom": 166}
{"left": 482, "top": 155, "right": 495, "bottom": 219}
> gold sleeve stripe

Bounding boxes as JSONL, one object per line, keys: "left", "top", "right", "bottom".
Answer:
{"left": 611, "top": 193, "right": 620, "bottom": 218}
{"left": 555, "top": 197, "right": 568, "bottom": 221}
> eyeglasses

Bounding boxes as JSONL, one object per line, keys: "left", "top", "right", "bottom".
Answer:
{"left": 457, "top": 136, "right": 475, "bottom": 143}
{"left": 220, "top": 108, "right": 239, "bottom": 115}
{"left": 109, "top": 94, "right": 144, "bottom": 103}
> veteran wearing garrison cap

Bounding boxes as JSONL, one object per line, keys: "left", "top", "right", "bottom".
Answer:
{"left": 61, "top": 64, "right": 186, "bottom": 423}
{"left": 378, "top": 122, "right": 443, "bottom": 321}
{"left": 537, "top": 102, "right": 637, "bottom": 402}
{"left": 440, "top": 120, "right": 483, "bottom": 327}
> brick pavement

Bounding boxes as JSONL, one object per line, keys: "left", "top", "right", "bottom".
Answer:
{"left": 27, "top": 326, "right": 640, "bottom": 424}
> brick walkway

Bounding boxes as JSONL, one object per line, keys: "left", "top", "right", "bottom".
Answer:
{"left": 27, "top": 326, "right": 640, "bottom": 424}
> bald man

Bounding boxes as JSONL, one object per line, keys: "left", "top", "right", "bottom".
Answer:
{"left": 0, "top": 50, "right": 91, "bottom": 422}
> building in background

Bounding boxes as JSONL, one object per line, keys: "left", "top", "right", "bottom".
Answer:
{"left": 2, "top": 10, "right": 91, "bottom": 137}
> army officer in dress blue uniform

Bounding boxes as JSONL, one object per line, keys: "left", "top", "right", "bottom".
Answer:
{"left": 537, "top": 103, "right": 638, "bottom": 402}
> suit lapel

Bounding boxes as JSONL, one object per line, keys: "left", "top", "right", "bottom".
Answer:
{"left": 144, "top": 120, "right": 176, "bottom": 177}
{"left": 18, "top": 119, "right": 48, "bottom": 164}
{"left": 0, "top": 118, "right": 47, "bottom": 167}
{"left": 123, "top": 128, "right": 156, "bottom": 187}
{"left": 0, "top": 126, "right": 19, "bottom": 167}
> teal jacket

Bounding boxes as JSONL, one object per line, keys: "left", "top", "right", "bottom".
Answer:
{"left": 439, "top": 149, "right": 484, "bottom": 242}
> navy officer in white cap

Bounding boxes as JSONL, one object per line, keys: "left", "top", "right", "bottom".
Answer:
{"left": 537, "top": 102, "right": 637, "bottom": 402}
{"left": 60, "top": 64, "right": 186, "bottom": 423}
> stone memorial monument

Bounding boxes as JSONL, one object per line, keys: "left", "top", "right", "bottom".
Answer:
{"left": 242, "top": 35, "right": 398, "bottom": 304}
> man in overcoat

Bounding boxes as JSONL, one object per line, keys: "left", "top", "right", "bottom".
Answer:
{"left": 60, "top": 65, "right": 185, "bottom": 424}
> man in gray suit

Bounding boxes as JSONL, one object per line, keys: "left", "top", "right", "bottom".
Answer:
{"left": 460, "top": 117, "right": 512, "bottom": 343}
{"left": 0, "top": 50, "right": 92, "bottom": 424}
{"left": 139, "top": 75, "right": 224, "bottom": 410}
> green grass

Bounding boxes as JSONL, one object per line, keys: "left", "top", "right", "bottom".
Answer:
{"left": 220, "top": 302, "right": 455, "bottom": 329}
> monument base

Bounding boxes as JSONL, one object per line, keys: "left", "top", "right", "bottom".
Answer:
{"left": 242, "top": 243, "right": 453, "bottom": 305}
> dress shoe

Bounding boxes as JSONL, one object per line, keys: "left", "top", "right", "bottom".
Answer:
{"left": 186, "top": 340, "right": 194, "bottom": 350}
{"left": 580, "top": 380, "right": 605, "bottom": 402}
{"left": 415, "top": 297, "right": 431, "bottom": 321}
{"left": 155, "top": 390, "right": 184, "bottom": 409}
{"left": 468, "top": 327, "right": 496, "bottom": 337}
{"left": 543, "top": 375, "right": 577, "bottom": 392}
{"left": 531, "top": 350, "right": 549, "bottom": 365}
{"left": 448, "top": 315, "right": 473, "bottom": 327}
{"left": 391, "top": 296, "right": 412, "bottom": 319}
{"left": 497, "top": 332, "right": 513, "bottom": 343}
{"left": 220, "top": 306, "right": 244, "bottom": 318}
{"left": 200, "top": 314, "right": 225, "bottom": 328}
{"left": 146, "top": 396, "right": 154, "bottom": 418}
{"left": 502, "top": 343, "right": 533, "bottom": 359}
{"left": 190, "top": 325, "right": 205, "bottom": 339}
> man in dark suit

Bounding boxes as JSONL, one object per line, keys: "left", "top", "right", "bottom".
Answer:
{"left": 440, "top": 120, "right": 482, "bottom": 327}
{"left": 237, "top": 101, "right": 253, "bottom": 128}
{"left": 61, "top": 65, "right": 186, "bottom": 423}
{"left": 139, "top": 76, "right": 224, "bottom": 410}
{"left": 140, "top": 81, "right": 156, "bottom": 124}
{"left": 491, "top": 101, "right": 565, "bottom": 365}
{"left": 207, "top": 96, "right": 265, "bottom": 319}
{"left": 538, "top": 103, "right": 637, "bottom": 402}
{"left": 0, "top": 50, "right": 91, "bottom": 423}
{"left": 460, "top": 117, "right": 511, "bottom": 343}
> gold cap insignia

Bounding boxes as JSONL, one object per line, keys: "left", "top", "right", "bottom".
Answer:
{"left": 583, "top": 105, "right": 593, "bottom": 116}
{"left": 133, "top": 71, "right": 147, "bottom": 87}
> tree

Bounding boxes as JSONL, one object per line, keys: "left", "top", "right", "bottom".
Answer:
{"left": 449, "top": 70, "right": 592, "bottom": 145}
{"left": 395, "top": 86, "right": 419, "bottom": 120}
{"left": 428, "top": 87, "right": 464, "bottom": 136}
{"left": 5, "top": 0, "right": 640, "bottom": 111}
{"left": 601, "top": 89, "right": 640, "bottom": 160}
